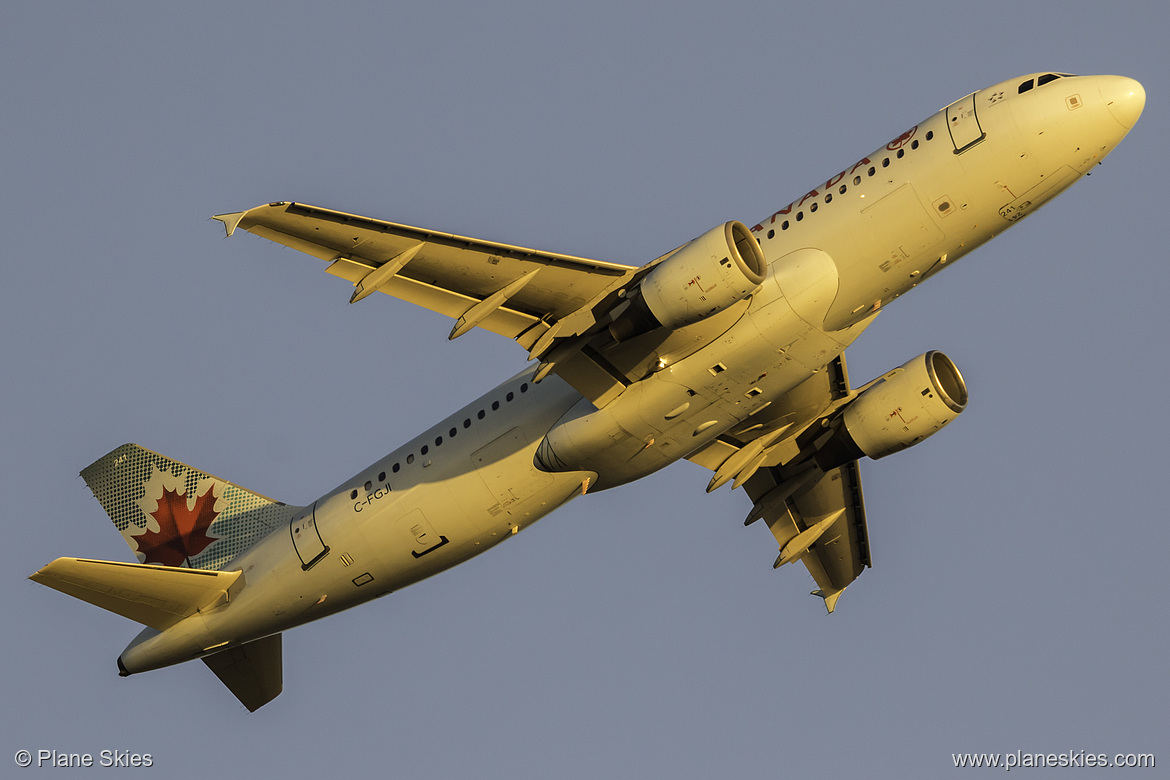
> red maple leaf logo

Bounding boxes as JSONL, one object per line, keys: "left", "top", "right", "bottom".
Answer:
{"left": 886, "top": 125, "right": 918, "bottom": 151}
{"left": 134, "top": 484, "right": 220, "bottom": 567}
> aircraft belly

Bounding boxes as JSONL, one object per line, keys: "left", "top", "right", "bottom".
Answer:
{"left": 362, "top": 470, "right": 585, "bottom": 587}
{"left": 471, "top": 427, "right": 555, "bottom": 518}
{"left": 558, "top": 296, "right": 852, "bottom": 488}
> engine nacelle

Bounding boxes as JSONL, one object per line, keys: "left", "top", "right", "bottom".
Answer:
{"left": 816, "top": 351, "right": 968, "bottom": 471}
{"left": 609, "top": 221, "right": 767, "bottom": 341}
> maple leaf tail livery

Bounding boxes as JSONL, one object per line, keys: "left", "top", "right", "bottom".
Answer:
{"left": 31, "top": 443, "right": 296, "bottom": 710}
{"left": 79, "top": 443, "right": 299, "bottom": 570}
{"left": 31, "top": 73, "right": 1145, "bottom": 710}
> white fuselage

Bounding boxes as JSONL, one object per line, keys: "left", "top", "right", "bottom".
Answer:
{"left": 119, "top": 73, "right": 1143, "bottom": 673}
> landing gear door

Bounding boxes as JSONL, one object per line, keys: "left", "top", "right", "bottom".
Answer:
{"left": 291, "top": 502, "right": 329, "bottom": 570}
{"left": 946, "top": 92, "right": 985, "bottom": 153}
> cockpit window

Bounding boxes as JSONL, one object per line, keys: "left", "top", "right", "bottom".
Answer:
{"left": 1019, "top": 73, "right": 1073, "bottom": 94}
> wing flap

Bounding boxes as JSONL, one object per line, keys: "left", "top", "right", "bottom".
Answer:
{"left": 687, "top": 354, "right": 872, "bottom": 611}
{"left": 324, "top": 256, "right": 540, "bottom": 338}
{"left": 218, "top": 201, "right": 635, "bottom": 343}
{"left": 747, "top": 462, "right": 870, "bottom": 612}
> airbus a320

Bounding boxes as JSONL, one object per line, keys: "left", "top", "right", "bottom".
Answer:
{"left": 32, "top": 72, "right": 1145, "bottom": 710}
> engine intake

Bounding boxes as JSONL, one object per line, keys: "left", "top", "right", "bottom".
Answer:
{"left": 816, "top": 351, "right": 967, "bottom": 471}
{"left": 610, "top": 221, "right": 767, "bottom": 341}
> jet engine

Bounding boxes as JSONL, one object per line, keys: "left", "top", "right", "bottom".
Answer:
{"left": 609, "top": 221, "right": 767, "bottom": 341}
{"left": 815, "top": 351, "right": 968, "bottom": 471}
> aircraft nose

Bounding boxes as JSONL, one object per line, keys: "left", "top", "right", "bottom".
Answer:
{"left": 1099, "top": 76, "right": 1145, "bottom": 129}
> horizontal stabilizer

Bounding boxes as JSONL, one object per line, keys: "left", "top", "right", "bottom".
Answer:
{"left": 203, "top": 634, "right": 283, "bottom": 712}
{"left": 30, "top": 557, "right": 243, "bottom": 631}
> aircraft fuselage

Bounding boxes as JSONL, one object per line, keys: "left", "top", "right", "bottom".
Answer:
{"left": 117, "top": 73, "right": 1143, "bottom": 675}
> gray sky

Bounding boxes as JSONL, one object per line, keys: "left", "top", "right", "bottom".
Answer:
{"left": 4, "top": 2, "right": 1166, "bottom": 777}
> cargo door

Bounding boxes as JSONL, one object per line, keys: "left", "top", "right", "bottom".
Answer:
{"left": 399, "top": 508, "right": 449, "bottom": 559}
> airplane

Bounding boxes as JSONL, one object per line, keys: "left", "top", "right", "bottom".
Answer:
{"left": 31, "top": 72, "right": 1145, "bottom": 711}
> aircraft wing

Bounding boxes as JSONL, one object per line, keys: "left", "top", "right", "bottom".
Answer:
{"left": 741, "top": 460, "right": 870, "bottom": 613}
{"left": 688, "top": 355, "right": 872, "bottom": 611}
{"left": 213, "top": 202, "right": 637, "bottom": 350}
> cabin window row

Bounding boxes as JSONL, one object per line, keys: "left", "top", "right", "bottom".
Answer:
{"left": 348, "top": 382, "right": 532, "bottom": 499}
{"left": 764, "top": 131, "right": 936, "bottom": 239}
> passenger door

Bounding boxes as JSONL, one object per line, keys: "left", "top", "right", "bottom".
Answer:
{"left": 290, "top": 503, "right": 329, "bottom": 570}
{"left": 946, "top": 92, "right": 985, "bottom": 153}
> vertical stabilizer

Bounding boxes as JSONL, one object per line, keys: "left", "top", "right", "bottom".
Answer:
{"left": 81, "top": 444, "right": 299, "bottom": 571}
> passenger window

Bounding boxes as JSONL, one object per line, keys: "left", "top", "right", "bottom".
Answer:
{"left": 491, "top": 401, "right": 499, "bottom": 411}
{"left": 477, "top": 410, "right": 485, "bottom": 419}
{"left": 421, "top": 445, "right": 429, "bottom": 455}
{"left": 506, "top": 391, "right": 514, "bottom": 402}
{"left": 407, "top": 454, "right": 414, "bottom": 464}
{"left": 392, "top": 463, "right": 400, "bottom": 473}
{"left": 378, "top": 471, "right": 385, "bottom": 481}
{"left": 463, "top": 419, "right": 471, "bottom": 428}
{"left": 449, "top": 427, "right": 457, "bottom": 437}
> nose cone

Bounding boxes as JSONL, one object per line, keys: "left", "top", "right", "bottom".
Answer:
{"left": 1100, "top": 76, "right": 1146, "bottom": 129}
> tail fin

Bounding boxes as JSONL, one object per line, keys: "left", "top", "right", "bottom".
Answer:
{"left": 81, "top": 443, "right": 299, "bottom": 571}
{"left": 29, "top": 557, "right": 244, "bottom": 630}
